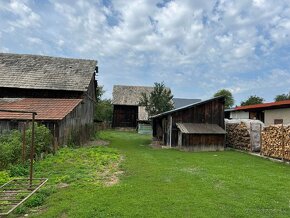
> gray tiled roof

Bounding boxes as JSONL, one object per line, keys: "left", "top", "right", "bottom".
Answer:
{"left": 0, "top": 53, "right": 97, "bottom": 91}
{"left": 112, "top": 85, "right": 154, "bottom": 105}
{"left": 173, "top": 98, "right": 201, "bottom": 109}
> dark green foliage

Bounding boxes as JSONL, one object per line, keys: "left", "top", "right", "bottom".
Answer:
{"left": 139, "top": 82, "right": 174, "bottom": 116}
{"left": 241, "top": 95, "right": 264, "bottom": 106}
{"left": 213, "top": 89, "right": 234, "bottom": 109}
{"left": 275, "top": 93, "right": 290, "bottom": 102}
{"left": 95, "top": 99, "right": 113, "bottom": 122}
{"left": 9, "top": 163, "right": 29, "bottom": 176}
{"left": 0, "top": 123, "right": 52, "bottom": 169}
{"left": 0, "top": 130, "right": 22, "bottom": 169}
{"left": 95, "top": 85, "right": 113, "bottom": 122}
{"left": 96, "top": 85, "right": 105, "bottom": 103}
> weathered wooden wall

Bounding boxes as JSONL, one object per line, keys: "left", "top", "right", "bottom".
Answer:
{"left": 0, "top": 75, "right": 96, "bottom": 146}
{"left": 152, "top": 97, "right": 225, "bottom": 147}
{"left": 112, "top": 105, "right": 138, "bottom": 128}
{"left": 181, "top": 134, "right": 225, "bottom": 151}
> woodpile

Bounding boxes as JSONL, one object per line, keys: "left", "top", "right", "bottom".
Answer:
{"left": 261, "top": 125, "right": 290, "bottom": 161}
{"left": 226, "top": 122, "right": 251, "bottom": 151}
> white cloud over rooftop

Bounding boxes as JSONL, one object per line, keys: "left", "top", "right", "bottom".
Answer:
{"left": 0, "top": 0, "right": 290, "bottom": 104}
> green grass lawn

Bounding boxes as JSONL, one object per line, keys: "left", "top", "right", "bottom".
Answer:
{"left": 7, "top": 131, "right": 290, "bottom": 217}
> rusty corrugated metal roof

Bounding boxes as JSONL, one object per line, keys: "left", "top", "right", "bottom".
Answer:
{"left": 176, "top": 123, "right": 226, "bottom": 134}
{"left": 235, "top": 100, "right": 290, "bottom": 111}
{"left": 0, "top": 98, "right": 82, "bottom": 120}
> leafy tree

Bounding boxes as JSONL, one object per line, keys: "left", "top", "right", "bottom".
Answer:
{"left": 139, "top": 82, "right": 174, "bottom": 116}
{"left": 275, "top": 93, "right": 290, "bottom": 102}
{"left": 95, "top": 86, "right": 113, "bottom": 122}
{"left": 241, "top": 95, "right": 264, "bottom": 106}
{"left": 96, "top": 86, "right": 105, "bottom": 103}
{"left": 95, "top": 99, "right": 113, "bottom": 122}
{"left": 213, "top": 89, "right": 234, "bottom": 109}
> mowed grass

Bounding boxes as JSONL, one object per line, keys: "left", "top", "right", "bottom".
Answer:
{"left": 21, "top": 131, "right": 290, "bottom": 217}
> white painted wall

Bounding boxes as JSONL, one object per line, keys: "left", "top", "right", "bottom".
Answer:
{"left": 230, "top": 111, "right": 249, "bottom": 119}
{"left": 264, "top": 108, "right": 290, "bottom": 125}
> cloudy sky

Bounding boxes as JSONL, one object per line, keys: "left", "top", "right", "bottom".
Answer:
{"left": 1, "top": 0, "right": 290, "bottom": 105}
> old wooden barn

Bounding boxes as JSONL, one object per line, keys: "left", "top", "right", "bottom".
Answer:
{"left": 0, "top": 53, "right": 97, "bottom": 146}
{"left": 151, "top": 96, "right": 226, "bottom": 151}
{"left": 112, "top": 85, "right": 154, "bottom": 128}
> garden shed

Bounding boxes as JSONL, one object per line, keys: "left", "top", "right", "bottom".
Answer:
{"left": 0, "top": 53, "right": 98, "bottom": 145}
{"left": 151, "top": 96, "right": 226, "bottom": 151}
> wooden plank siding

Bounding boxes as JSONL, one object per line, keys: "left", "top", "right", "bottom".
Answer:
{"left": 182, "top": 134, "right": 225, "bottom": 151}
{"left": 112, "top": 105, "right": 138, "bottom": 128}
{"left": 152, "top": 97, "right": 225, "bottom": 150}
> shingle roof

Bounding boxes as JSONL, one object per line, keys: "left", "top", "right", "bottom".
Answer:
{"left": 235, "top": 100, "right": 290, "bottom": 111}
{"left": 112, "top": 85, "right": 154, "bottom": 105}
{"left": 0, "top": 98, "right": 82, "bottom": 120}
{"left": 0, "top": 53, "right": 97, "bottom": 91}
{"left": 173, "top": 98, "right": 201, "bottom": 109}
{"left": 176, "top": 123, "right": 226, "bottom": 134}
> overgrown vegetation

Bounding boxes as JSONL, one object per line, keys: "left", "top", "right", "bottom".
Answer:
{"left": 139, "top": 82, "right": 174, "bottom": 116}
{"left": 0, "top": 123, "right": 52, "bottom": 170}
{"left": 1, "top": 142, "right": 121, "bottom": 216}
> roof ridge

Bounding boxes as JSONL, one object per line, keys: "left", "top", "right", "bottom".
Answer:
{"left": 0, "top": 52, "right": 97, "bottom": 63}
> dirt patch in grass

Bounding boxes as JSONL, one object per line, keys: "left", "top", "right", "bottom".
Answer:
{"left": 101, "top": 156, "right": 124, "bottom": 187}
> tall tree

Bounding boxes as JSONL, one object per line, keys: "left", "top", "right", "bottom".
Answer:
{"left": 275, "top": 92, "right": 290, "bottom": 102}
{"left": 139, "top": 82, "right": 174, "bottom": 116}
{"left": 213, "top": 89, "right": 234, "bottom": 109}
{"left": 241, "top": 95, "right": 264, "bottom": 106}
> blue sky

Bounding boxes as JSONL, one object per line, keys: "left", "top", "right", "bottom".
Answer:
{"left": 1, "top": 0, "right": 290, "bottom": 105}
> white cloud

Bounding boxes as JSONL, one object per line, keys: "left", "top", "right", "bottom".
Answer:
{"left": 1, "top": 0, "right": 290, "bottom": 102}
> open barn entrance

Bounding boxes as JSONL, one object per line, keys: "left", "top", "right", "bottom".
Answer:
{"left": 112, "top": 105, "right": 138, "bottom": 128}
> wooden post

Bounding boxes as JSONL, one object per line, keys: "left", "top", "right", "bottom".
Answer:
{"left": 53, "top": 124, "right": 56, "bottom": 154}
{"left": 22, "top": 123, "right": 26, "bottom": 164}
{"left": 30, "top": 113, "right": 35, "bottom": 187}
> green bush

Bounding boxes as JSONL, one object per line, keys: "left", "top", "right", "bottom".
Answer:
{"left": 0, "top": 130, "right": 22, "bottom": 169}
{"left": 0, "top": 123, "right": 53, "bottom": 170}
{"left": 26, "top": 123, "right": 53, "bottom": 158}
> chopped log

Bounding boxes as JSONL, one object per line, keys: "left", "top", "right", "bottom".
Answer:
{"left": 226, "top": 122, "right": 251, "bottom": 151}
{"left": 261, "top": 125, "right": 290, "bottom": 161}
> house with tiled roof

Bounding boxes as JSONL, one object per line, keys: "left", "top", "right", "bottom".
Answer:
{"left": 226, "top": 100, "right": 290, "bottom": 125}
{"left": 0, "top": 53, "right": 98, "bottom": 145}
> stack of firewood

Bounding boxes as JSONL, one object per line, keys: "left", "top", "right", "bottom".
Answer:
{"left": 261, "top": 125, "right": 290, "bottom": 160}
{"left": 226, "top": 122, "right": 251, "bottom": 151}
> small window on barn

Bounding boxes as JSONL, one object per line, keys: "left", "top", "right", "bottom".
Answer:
{"left": 274, "top": 119, "right": 283, "bottom": 125}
